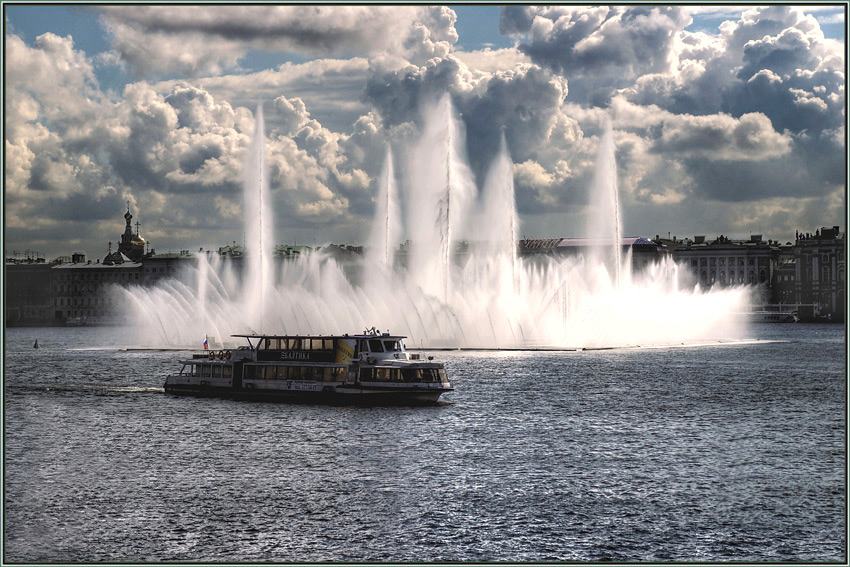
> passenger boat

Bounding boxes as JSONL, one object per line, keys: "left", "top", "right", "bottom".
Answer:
{"left": 741, "top": 310, "right": 799, "bottom": 323}
{"left": 164, "top": 328, "right": 453, "bottom": 405}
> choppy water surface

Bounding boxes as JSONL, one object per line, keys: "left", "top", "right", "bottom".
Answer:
{"left": 4, "top": 324, "right": 845, "bottom": 562}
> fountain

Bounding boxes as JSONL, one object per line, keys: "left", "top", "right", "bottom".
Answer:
{"left": 242, "top": 103, "right": 273, "bottom": 334}
{"left": 588, "top": 117, "right": 623, "bottom": 288}
{"left": 365, "top": 146, "right": 400, "bottom": 273}
{"left": 122, "top": 95, "right": 749, "bottom": 349}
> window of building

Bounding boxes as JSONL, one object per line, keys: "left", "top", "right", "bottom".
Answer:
{"left": 700, "top": 258, "right": 707, "bottom": 266}
{"left": 822, "top": 254, "right": 830, "bottom": 264}
{"left": 759, "top": 269, "right": 767, "bottom": 283}
{"left": 822, "top": 265, "right": 830, "bottom": 283}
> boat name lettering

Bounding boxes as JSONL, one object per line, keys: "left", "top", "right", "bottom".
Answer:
{"left": 280, "top": 351, "right": 311, "bottom": 360}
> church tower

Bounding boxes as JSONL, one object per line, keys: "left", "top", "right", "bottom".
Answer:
{"left": 116, "top": 202, "right": 146, "bottom": 262}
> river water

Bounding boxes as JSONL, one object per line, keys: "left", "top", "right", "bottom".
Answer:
{"left": 4, "top": 323, "right": 845, "bottom": 562}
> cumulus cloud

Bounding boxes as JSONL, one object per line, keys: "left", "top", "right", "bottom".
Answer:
{"left": 3, "top": 5, "right": 845, "bottom": 259}
{"left": 4, "top": 30, "right": 382, "bottom": 256}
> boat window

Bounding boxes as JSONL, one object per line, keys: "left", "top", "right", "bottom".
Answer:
{"left": 276, "top": 366, "right": 288, "bottom": 380}
{"left": 358, "top": 340, "right": 367, "bottom": 352}
{"left": 212, "top": 366, "right": 222, "bottom": 378}
{"left": 324, "top": 367, "right": 345, "bottom": 382}
{"left": 223, "top": 365, "right": 232, "bottom": 378}
{"left": 200, "top": 365, "right": 211, "bottom": 378}
{"left": 369, "top": 339, "right": 384, "bottom": 352}
{"left": 266, "top": 366, "right": 277, "bottom": 380}
{"left": 372, "top": 368, "right": 401, "bottom": 381}
{"left": 288, "top": 338, "right": 302, "bottom": 350}
{"left": 383, "top": 340, "right": 400, "bottom": 351}
{"left": 402, "top": 368, "right": 422, "bottom": 382}
{"left": 422, "top": 368, "right": 440, "bottom": 382}
{"left": 360, "top": 367, "right": 374, "bottom": 381}
{"left": 269, "top": 338, "right": 282, "bottom": 350}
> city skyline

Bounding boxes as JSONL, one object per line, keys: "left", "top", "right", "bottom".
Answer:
{"left": 4, "top": 4, "right": 846, "bottom": 260}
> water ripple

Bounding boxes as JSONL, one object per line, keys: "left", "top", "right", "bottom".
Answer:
{"left": 4, "top": 325, "right": 845, "bottom": 562}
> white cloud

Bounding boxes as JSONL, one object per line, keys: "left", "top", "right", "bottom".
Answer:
{"left": 3, "top": 5, "right": 845, "bottom": 258}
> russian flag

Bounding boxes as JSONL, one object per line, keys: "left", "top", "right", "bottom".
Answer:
{"left": 203, "top": 337, "right": 209, "bottom": 350}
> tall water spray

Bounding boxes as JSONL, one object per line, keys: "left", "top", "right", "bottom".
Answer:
{"left": 242, "top": 104, "right": 273, "bottom": 333}
{"left": 406, "top": 93, "right": 477, "bottom": 303}
{"left": 479, "top": 131, "right": 519, "bottom": 262}
{"left": 123, "top": 96, "right": 750, "bottom": 350}
{"left": 588, "top": 117, "right": 624, "bottom": 287}
{"left": 365, "top": 146, "right": 401, "bottom": 272}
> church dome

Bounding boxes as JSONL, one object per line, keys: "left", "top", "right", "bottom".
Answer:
{"left": 131, "top": 234, "right": 146, "bottom": 247}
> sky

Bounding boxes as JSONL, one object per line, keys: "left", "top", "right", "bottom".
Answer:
{"left": 3, "top": 3, "right": 847, "bottom": 261}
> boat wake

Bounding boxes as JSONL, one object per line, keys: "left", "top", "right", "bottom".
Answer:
{"left": 18, "top": 384, "right": 165, "bottom": 395}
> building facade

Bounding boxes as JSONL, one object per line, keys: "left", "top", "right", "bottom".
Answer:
{"left": 793, "top": 226, "right": 845, "bottom": 321}
{"left": 5, "top": 259, "right": 56, "bottom": 326}
{"left": 51, "top": 260, "right": 142, "bottom": 324}
{"left": 671, "top": 234, "right": 783, "bottom": 305}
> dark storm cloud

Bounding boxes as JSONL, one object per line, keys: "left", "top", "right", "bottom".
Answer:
{"left": 498, "top": 6, "right": 535, "bottom": 35}
{"left": 501, "top": 6, "right": 691, "bottom": 107}
{"left": 99, "top": 6, "right": 458, "bottom": 78}
{"left": 680, "top": 156, "right": 810, "bottom": 202}
{"left": 458, "top": 65, "right": 569, "bottom": 181}
{"left": 100, "top": 6, "right": 397, "bottom": 53}
{"left": 48, "top": 191, "right": 128, "bottom": 223}
{"left": 363, "top": 57, "right": 463, "bottom": 127}
{"left": 727, "top": 68, "right": 843, "bottom": 134}
{"left": 178, "top": 144, "right": 224, "bottom": 176}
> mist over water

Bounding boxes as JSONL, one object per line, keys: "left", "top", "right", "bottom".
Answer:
{"left": 123, "top": 95, "right": 750, "bottom": 349}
